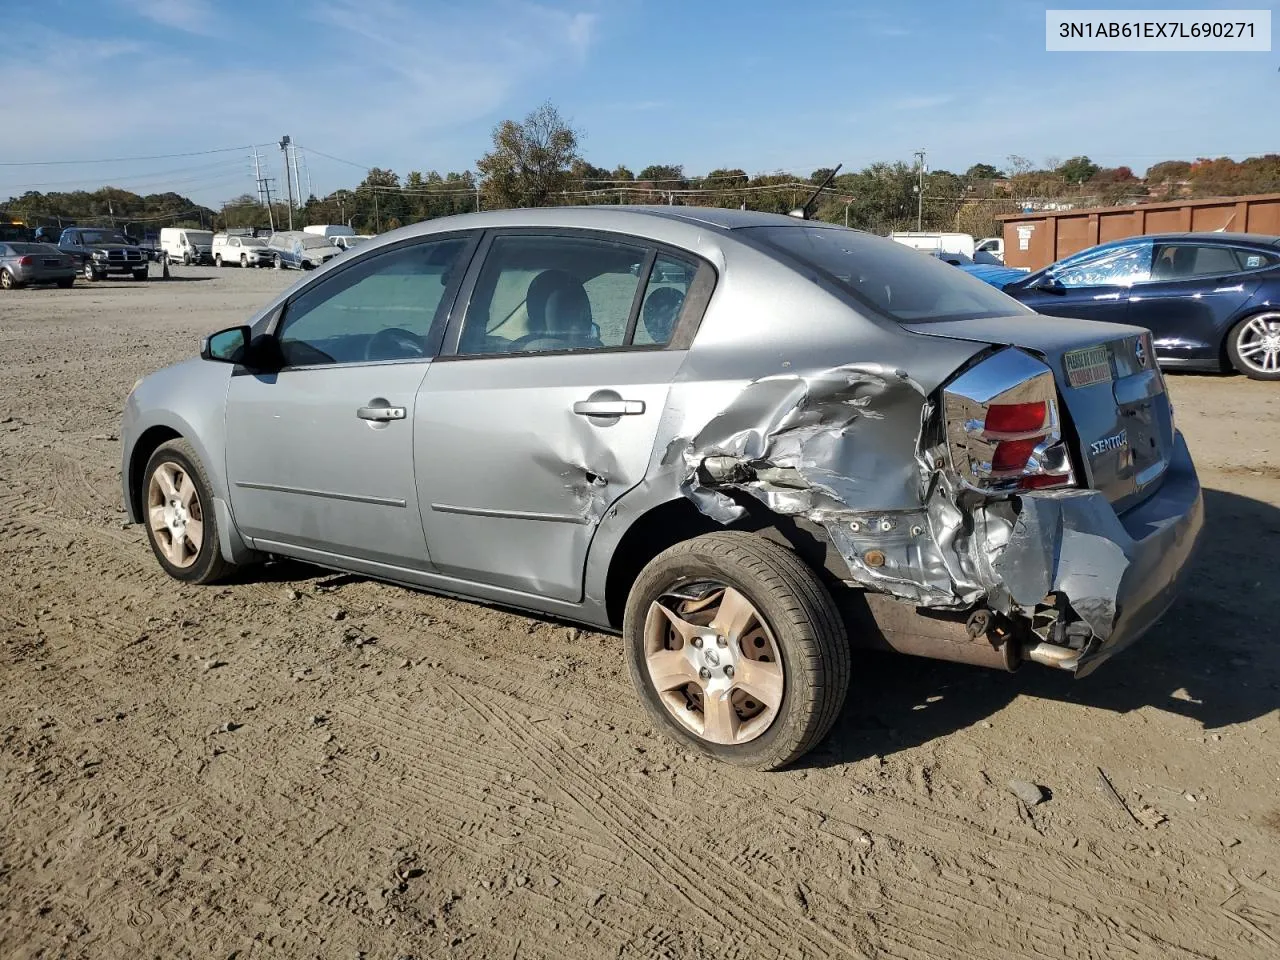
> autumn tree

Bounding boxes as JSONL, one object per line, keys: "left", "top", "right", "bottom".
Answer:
{"left": 477, "top": 101, "right": 581, "bottom": 209}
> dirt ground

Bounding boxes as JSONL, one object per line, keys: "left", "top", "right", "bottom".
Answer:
{"left": 1, "top": 266, "right": 1279, "bottom": 960}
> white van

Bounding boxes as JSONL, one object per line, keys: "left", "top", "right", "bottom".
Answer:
{"left": 160, "top": 227, "right": 214, "bottom": 265}
{"left": 303, "top": 224, "right": 355, "bottom": 240}
{"left": 888, "top": 231, "right": 976, "bottom": 260}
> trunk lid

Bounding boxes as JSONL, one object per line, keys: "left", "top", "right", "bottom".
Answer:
{"left": 916, "top": 315, "right": 1174, "bottom": 512}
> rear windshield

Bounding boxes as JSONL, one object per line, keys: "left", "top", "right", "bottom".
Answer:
{"left": 4, "top": 242, "right": 54, "bottom": 254}
{"left": 742, "top": 225, "right": 1029, "bottom": 324}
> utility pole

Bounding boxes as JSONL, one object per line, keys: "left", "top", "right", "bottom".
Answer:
{"left": 291, "top": 143, "right": 304, "bottom": 221}
{"left": 252, "top": 147, "right": 263, "bottom": 205}
{"left": 279, "top": 135, "right": 294, "bottom": 230}
{"left": 372, "top": 188, "right": 380, "bottom": 233}
{"left": 260, "top": 177, "right": 277, "bottom": 232}
{"left": 914, "top": 148, "right": 927, "bottom": 231}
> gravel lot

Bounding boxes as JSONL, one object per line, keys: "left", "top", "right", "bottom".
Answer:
{"left": 2, "top": 266, "right": 1279, "bottom": 959}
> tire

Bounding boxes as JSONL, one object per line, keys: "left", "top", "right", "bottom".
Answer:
{"left": 141, "top": 439, "right": 233, "bottom": 585}
{"left": 132, "top": 268, "right": 148, "bottom": 281}
{"left": 182, "top": 251, "right": 192, "bottom": 266}
{"left": 83, "top": 262, "right": 99, "bottom": 281}
{"left": 56, "top": 277, "right": 73, "bottom": 289}
{"left": 240, "top": 254, "right": 248, "bottom": 268}
{"left": 273, "top": 254, "right": 282, "bottom": 270}
{"left": 214, "top": 254, "right": 223, "bottom": 267}
{"left": 623, "top": 531, "right": 849, "bottom": 770}
{"left": 1226, "top": 312, "right": 1280, "bottom": 381}
{"left": 0, "top": 269, "right": 16, "bottom": 290}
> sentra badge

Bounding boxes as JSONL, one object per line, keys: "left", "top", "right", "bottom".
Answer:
{"left": 1090, "top": 431, "right": 1128, "bottom": 456}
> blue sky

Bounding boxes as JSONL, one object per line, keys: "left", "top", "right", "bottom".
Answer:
{"left": 0, "top": 0, "right": 1275, "bottom": 206}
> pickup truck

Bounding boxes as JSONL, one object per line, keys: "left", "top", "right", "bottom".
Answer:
{"left": 57, "top": 227, "right": 149, "bottom": 281}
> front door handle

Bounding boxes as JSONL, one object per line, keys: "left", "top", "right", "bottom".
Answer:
{"left": 357, "top": 404, "right": 406, "bottom": 421}
{"left": 572, "top": 399, "right": 645, "bottom": 417}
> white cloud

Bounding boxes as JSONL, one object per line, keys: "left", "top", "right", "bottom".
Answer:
{"left": 121, "top": 0, "right": 219, "bottom": 37}
{"left": 0, "top": 1, "right": 601, "bottom": 203}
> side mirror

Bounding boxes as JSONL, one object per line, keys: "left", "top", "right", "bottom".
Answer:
{"left": 1032, "top": 276, "right": 1066, "bottom": 295}
{"left": 200, "top": 325, "right": 250, "bottom": 364}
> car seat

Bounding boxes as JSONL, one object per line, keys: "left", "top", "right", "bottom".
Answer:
{"left": 642, "top": 286, "right": 685, "bottom": 345}
{"left": 519, "top": 270, "right": 601, "bottom": 350}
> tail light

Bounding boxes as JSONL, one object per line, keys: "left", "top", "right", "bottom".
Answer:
{"left": 941, "top": 348, "right": 1074, "bottom": 493}
{"left": 17, "top": 255, "right": 33, "bottom": 266}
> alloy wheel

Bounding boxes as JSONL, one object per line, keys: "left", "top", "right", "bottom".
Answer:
{"left": 1235, "top": 313, "right": 1280, "bottom": 375}
{"left": 146, "top": 461, "right": 204, "bottom": 569}
{"left": 643, "top": 581, "right": 785, "bottom": 745}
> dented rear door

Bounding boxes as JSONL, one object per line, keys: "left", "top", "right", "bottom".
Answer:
{"left": 414, "top": 351, "right": 682, "bottom": 601}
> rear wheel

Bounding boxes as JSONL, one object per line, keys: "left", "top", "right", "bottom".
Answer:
{"left": 1227, "top": 313, "right": 1280, "bottom": 380}
{"left": 623, "top": 531, "right": 849, "bottom": 770}
{"left": 142, "top": 439, "right": 233, "bottom": 584}
{"left": 0, "top": 269, "right": 17, "bottom": 290}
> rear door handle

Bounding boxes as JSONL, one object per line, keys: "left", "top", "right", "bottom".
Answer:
{"left": 572, "top": 399, "right": 645, "bottom": 417}
{"left": 357, "top": 405, "right": 406, "bottom": 421}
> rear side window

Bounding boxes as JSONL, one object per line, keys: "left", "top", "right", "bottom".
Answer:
{"left": 742, "top": 225, "right": 1027, "bottom": 324}
{"left": 1151, "top": 243, "right": 1245, "bottom": 280}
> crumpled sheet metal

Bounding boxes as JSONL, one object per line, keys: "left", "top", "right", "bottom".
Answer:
{"left": 674, "top": 362, "right": 1132, "bottom": 644}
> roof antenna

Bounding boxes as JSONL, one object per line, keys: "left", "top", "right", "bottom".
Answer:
{"left": 789, "top": 164, "right": 842, "bottom": 219}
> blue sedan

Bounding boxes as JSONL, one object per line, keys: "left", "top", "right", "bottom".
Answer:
{"left": 993, "top": 233, "right": 1280, "bottom": 380}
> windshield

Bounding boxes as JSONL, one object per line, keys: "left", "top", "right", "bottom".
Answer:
{"left": 240, "top": 237, "right": 266, "bottom": 247}
{"left": 743, "top": 225, "right": 1029, "bottom": 324}
{"left": 342, "top": 236, "right": 368, "bottom": 248}
{"left": 185, "top": 231, "right": 213, "bottom": 244}
{"left": 81, "top": 229, "right": 130, "bottom": 245}
{"left": 302, "top": 235, "right": 335, "bottom": 249}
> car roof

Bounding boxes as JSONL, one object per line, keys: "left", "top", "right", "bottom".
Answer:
{"left": 1092, "top": 232, "right": 1280, "bottom": 249}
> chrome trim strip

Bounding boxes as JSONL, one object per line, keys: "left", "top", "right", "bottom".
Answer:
{"left": 429, "top": 502, "right": 589, "bottom": 524}
{"left": 234, "top": 480, "right": 406, "bottom": 508}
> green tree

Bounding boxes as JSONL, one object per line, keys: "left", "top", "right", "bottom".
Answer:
{"left": 477, "top": 101, "right": 581, "bottom": 209}
{"left": 964, "top": 163, "right": 1003, "bottom": 180}
{"left": 1057, "top": 155, "right": 1100, "bottom": 184}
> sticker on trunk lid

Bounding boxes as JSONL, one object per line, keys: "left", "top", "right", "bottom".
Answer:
{"left": 1064, "top": 345, "right": 1113, "bottom": 388}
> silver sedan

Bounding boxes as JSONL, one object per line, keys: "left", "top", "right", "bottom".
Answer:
{"left": 0, "top": 242, "right": 76, "bottom": 289}
{"left": 120, "top": 207, "right": 1203, "bottom": 769}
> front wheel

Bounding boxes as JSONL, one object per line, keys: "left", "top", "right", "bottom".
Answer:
{"left": 142, "top": 439, "right": 233, "bottom": 584}
{"left": 182, "top": 251, "right": 192, "bottom": 266}
{"left": 273, "top": 254, "right": 282, "bottom": 270}
{"left": 83, "top": 262, "right": 99, "bottom": 281}
{"left": 623, "top": 531, "right": 850, "bottom": 770}
{"left": 214, "top": 254, "right": 223, "bottom": 267}
{"left": 240, "top": 254, "right": 248, "bottom": 268}
{"left": 1227, "top": 313, "right": 1280, "bottom": 380}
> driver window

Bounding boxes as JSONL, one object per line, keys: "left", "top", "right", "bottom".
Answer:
{"left": 1054, "top": 242, "right": 1152, "bottom": 288}
{"left": 277, "top": 237, "right": 469, "bottom": 366}
{"left": 458, "top": 234, "right": 647, "bottom": 355}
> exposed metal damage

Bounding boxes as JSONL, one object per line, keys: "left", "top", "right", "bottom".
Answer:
{"left": 667, "top": 357, "right": 1154, "bottom": 671}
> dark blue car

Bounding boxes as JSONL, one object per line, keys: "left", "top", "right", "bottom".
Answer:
{"left": 998, "top": 233, "right": 1280, "bottom": 380}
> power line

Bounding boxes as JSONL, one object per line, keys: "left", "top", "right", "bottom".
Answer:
{"left": 294, "top": 145, "right": 372, "bottom": 171}
{"left": 0, "top": 144, "right": 271, "bottom": 167}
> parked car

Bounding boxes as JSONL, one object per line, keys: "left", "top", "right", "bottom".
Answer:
{"left": 213, "top": 233, "right": 273, "bottom": 268}
{"left": 58, "top": 227, "right": 148, "bottom": 281}
{"left": 1001, "top": 233, "right": 1280, "bottom": 380}
{"left": 303, "top": 224, "right": 356, "bottom": 240}
{"left": 265, "top": 231, "right": 343, "bottom": 270}
{"left": 975, "top": 236, "right": 1005, "bottom": 263}
{"left": 0, "top": 241, "right": 76, "bottom": 289}
{"left": 160, "top": 227, "right": 214, "bottom": 265}
{"left": 120, "top": 209, "right": 1202, "bottom": 769}
{"left": 330, "top": 234, "right": 372, "bottom": 252}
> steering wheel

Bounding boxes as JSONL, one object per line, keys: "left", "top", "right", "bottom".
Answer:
{"left": 365, "top": 327, "right": 425, "bottom": 361}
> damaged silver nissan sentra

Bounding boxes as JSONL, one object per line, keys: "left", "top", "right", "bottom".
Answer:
{"left": 120, "top": 207, "right": 1204, "bottom": 769}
